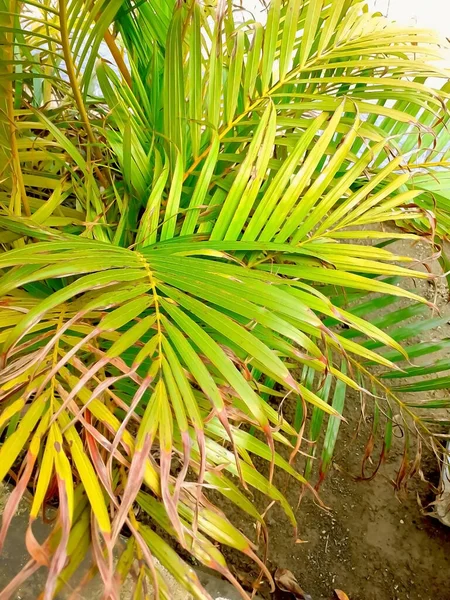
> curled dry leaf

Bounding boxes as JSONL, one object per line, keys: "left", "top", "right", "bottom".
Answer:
{"left": 334, "top": 590, "right": 350, "bottom": 600}
{"left": 274, "top": 568, "right": 313, "bottom": 599}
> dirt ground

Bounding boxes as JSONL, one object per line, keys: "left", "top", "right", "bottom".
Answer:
{"left": 218, "top": 238, "right": 450, "bottom": 600}
{"left": 218, "top": 403, "right": 450, "bottom": 600}
{"left": 262, "top": 416, "right": 450, "bottom": 600}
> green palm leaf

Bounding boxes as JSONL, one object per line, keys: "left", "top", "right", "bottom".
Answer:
{"left": 0, "top": 1, "right": 449, "bottom": 598}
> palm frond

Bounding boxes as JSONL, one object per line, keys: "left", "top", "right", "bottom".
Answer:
{"left": 0, "top": 1, "right": 449, "bottom": 598}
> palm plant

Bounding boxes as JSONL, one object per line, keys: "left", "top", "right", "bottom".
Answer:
{"left": 0, "top": 0, "right": 449, "bottom": 598}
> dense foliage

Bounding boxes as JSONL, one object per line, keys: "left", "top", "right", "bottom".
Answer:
{"left": 0, "top": 0, "right": 449, "bottom": 598}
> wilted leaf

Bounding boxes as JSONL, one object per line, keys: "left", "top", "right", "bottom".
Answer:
{"left": 274, "top": 568, "right": 313, "bottom": 599}
{"left": 334, "top": 590, "right": 350, "bottom": 600}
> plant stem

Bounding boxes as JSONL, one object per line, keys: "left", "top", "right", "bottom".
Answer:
{"left": 4, "top": 0, "right": 30, "bottom": 216}
{"left": 103, "top": 29, "right": 132, "bottom": 88}
{"left": 58, "top": 0, "right": 108, "bottom": 188}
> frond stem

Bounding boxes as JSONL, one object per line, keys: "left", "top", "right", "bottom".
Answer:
{"left": 136, "top": 252, "right": 163, "bottom": 369}
{"left": 103, "top": 29, "right": 132, "bottom": 88}
{"left": 5, "top": 0, "right": 30, "bottom": 217}
{"left": 58, "top": 0, "right": 108, "bottom": 188}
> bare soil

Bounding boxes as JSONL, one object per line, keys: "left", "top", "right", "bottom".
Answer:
{"left": 218, "top": 400, "right": 450, "bottom": 600}
{"left": 263, "top": 417, "right": 450, "bottom": 600}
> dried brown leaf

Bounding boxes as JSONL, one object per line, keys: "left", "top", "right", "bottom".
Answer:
{"left": 274, "top": 568, "right": 312, "bottom": 599}
{"left": 334, "top": 590, "right": 350, "bottom": 600}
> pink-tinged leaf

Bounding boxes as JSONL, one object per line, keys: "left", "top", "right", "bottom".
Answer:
{"left": 173, "top": 430, "right": 191, "bottom": 506}
{"left": 243, "top": 547, "right": 274, "bottom": 593}
{"left": 160, "top": 448, "right": 186, "bottom": 547}
{"left": 136, "top": 380, "right": 163, "bottom": 451}
{"left": 85, "top": 413, "right": 113, "bottom": 494}
{"left": 111, "top": 436, "right": 152, "bottom": 545}
{"left": 57, "top": 385, "right": 130, "bottom": 470}
{"left": 1, "top": 488, "right": 87, "bottom": 599}
{"left": 0, "top": 452, "right": 35, "bottom": 551}
{"left": 91, "top": 516, "right": 118, "bottom": 600}
{"left": 59, "top": 415, "right": 112, "bottom": 537}
{"left": 217, "top": 408, "right": 248, "bottom": 491}
{"left": 204, "top": 558, "right": 252, "bottom": 600}
{"left": 43, "top": 425, "right": 74, "bottom": 600}
{"left": 25, "top": 523, "right": 50, "bottom": 567}
{"left": 44, "top": 476, "right": 71, "bottom": 600}
{"left": 115, "top": 537, "right": 136, "bottom": 585}
{"left": 51, "top": 359, "right": 130, "bottom": 429}
{"left": 107, "top": 375, "right": 153, "bottom": 487}
{"left": 0, "top": 559, "right": 41, "bottom": 599}
{"left": 156, "top": 378, "right": 185, "bottom": 545}
{"left": 125, "top": 521, "right": 161, "bottom": 600}
{"left": 139, "top": 525, "right": 211, "bottom": 600}
{"left": 263, "top": 423, "right": 276, "bottom": 486}
{"left": 289, "top": 396, "right": 307, "bottom": 464}
{"left": 65, "top": 564, "right": 98, "bottom": 600}
{"left": 1, "top": 312, "right": 87, "bottom": 390}
{"left": 197, "top": 428, "right": 207, "bottom": 489}
{"left": 34, "top": 325, "right": 97, "bottom": 397}
{"left": 190, "top": 428, "right": 206, "bottom": 542}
